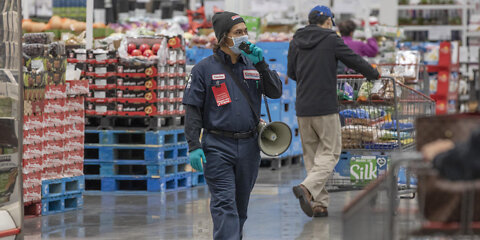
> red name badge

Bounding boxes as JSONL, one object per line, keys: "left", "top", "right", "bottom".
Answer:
{"left": 212, "top": 83, "right": 232, "bottom": 106}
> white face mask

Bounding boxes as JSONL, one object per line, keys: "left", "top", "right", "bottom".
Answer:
{"left": 229, "top": 35, "right": 249, "bottom": 54}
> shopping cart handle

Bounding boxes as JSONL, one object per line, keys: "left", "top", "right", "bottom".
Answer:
{"left": 337, "top": 74, "right": 367, "bottom": 79}
{"left": 337, "top": 74, "right": 384, "bottom": 80}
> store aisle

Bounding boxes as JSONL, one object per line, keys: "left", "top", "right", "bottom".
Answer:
{"left": 23, "top": 166, "right": 359, "bottom": 240}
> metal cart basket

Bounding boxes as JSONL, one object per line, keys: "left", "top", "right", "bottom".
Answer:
{"left": 326, "top": 75, "right": 435, "bottom": 191}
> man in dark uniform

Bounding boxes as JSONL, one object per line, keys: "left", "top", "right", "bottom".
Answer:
{"left": 183, "top": 11, "right": 282, "bottom": 240}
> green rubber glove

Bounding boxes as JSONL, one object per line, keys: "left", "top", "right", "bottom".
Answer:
{"left": 189, "top": 148, "right": 206, "bottom": 172}
{"left": 241, "top": 42, "right": 264, "bottom": 65}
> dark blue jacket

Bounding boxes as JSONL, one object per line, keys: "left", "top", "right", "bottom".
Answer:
{"left": 183, "top": 50, "right": 282, "bottom": 151}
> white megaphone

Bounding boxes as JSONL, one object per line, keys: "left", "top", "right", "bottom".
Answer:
{"left": 257, "top": 121, "right": 292, "bottom": 157}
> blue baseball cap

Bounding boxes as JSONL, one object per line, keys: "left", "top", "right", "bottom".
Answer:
{"left": 310, "top": 5, "right": 335, "bottom": 26}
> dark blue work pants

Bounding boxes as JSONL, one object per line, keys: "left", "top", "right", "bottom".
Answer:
{"left": 203, "top": 132, "right": 261, "bottom": 240}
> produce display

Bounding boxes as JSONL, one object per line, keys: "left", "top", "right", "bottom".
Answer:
{"left": 79, "top": 32, "right": 186, "bottom": 117}
{"left": 22, "top": 32, "right": 86, "bottom": 204}
{"left": 22, "top": 16, "right": 112, "bottom": 39}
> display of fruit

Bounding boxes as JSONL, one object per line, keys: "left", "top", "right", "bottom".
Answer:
{"left": 23, "top": 44, "right": 46, "bottom": 58}
{"left": 23, "top": 32, "right": 55, "bottom": 44}
{"left": 22, "top": 16, "right": 109, "bottom": 33}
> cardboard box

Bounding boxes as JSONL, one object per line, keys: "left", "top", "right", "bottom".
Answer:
{"left": 45, "top": 55, "right": 67, "bottom": 72}
{"left": 43, "top": 126, "right": 65, "bottom": 141}
{"left": 24, "top": 71, "right": 46, "bottom": 88}
{"left": 66, "top": 79, "right": 89, "bottom": 95}
{"left": 44, "top": 98, "right": 66, "bottom": 113}
{"left": 117, "top": 76, "right": 157, "bottom": 89}
{"left": 85, "top": 99, "right": 116, "bottom": 116}
{"left": 116, "top": 100, "right": 157, "bottom": 116}
{"left": 46, "top": 71, "right": 66, "bottom": 85}
{"left": 23, "top": 114, "right": 43, "bottom": 131}
{"left": 116, "top": 89, "right": 157, "bottom": 102}
{"left": 43, "top": 112, "right": 65, "bottom": 128}
{"left": 87, "top": 75, "right": 116, "bottom": 88}
{"left": 45, "top": 84, "right": 67, "bottom": 99}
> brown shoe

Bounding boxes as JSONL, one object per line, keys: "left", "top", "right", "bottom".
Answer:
{"left": 313, "top": 206, "right": 328, "bottom": 217}
{"left": 292, "top": 184, "right": 313, "bottom": 217}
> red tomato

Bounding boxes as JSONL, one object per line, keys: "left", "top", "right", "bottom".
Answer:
{"left": 131, "top": 49, "right": 142, "bottom": 56}
{"left": 127, "top": 43, "right": 136, "bottom": 54}
{"left": 139, "top": 44, "right": 151, "bottom": 53}
{"left": 143, "top": 49, "right": 154, "bottom": 57}
{"left": 152, "top": 43, "right": 161, "bottom": 54}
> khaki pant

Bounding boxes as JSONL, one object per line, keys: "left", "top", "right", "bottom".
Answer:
{"left": 298, "top": 114, "right": 342, "bottom": 208}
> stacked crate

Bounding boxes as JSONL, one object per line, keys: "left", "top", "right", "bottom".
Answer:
{"left": 83, "top": 36, "right": 205, "bottom": 192}
{"left": 23, "top": 34, "right": 86, "bottom": 216}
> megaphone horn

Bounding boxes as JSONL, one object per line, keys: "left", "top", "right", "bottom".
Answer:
{"left": 257, "top": 121, "right": 292, "bottom": 157}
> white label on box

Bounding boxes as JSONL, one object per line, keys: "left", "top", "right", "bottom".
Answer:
{"left": 94, "top": 91, "right": 106, "bottom": 98}
{"left": 32, "top": 59, "right": 43, "bottom": 72}
{"left": 95, "top": 54, "right": 108, "bottom": 62}
{"left": 77, "top": 54, "right": 86, "bottom": 61}
{"left": 95, "top": 79, "right": 107, "bottom": 86}
{"left": 95, "top": 67, "right": 107, "bottom": 74}
{"left": 95, "top": 105, "right": 107, "bottom": 113}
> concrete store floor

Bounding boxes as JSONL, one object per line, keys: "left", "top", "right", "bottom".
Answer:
{"left": 23, "top": 165, "right": 360, "bottom": 240}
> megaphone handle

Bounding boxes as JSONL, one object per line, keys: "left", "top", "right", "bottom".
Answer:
{"left": 263, "top": 95, "right": 272, "bottom": 123}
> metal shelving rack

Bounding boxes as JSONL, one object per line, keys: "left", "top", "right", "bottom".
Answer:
{"left": 397, "top": 2, "right": 474, "bottom": 43}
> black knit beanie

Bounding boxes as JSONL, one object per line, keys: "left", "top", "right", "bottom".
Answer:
{"left": 212, "top": 11, "right": 245, "bottom": 41}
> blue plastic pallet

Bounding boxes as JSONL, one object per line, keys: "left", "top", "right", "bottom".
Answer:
{"left": 83, "top": 158, "right": 190, "bottom": 178}
{"left": 191, "top": 172, "right": 206, "bottom": 187}
{"left": 42, "top": 176, "right": 85, "bottom": 199}
{"left": 85, "top": 176, "right": 165, "bottom": 192}
{"left": 261, "top": 101, "right": 282, "bottom": 122}
{"left": 186, "top": 47, "right": 213, "bottom": 65}
{"left": 84, "top": 129, "right": 186, "bottom": 146}
{"left": 165, "top": 172, "right": 193, "bottom": 192}
{"left": 84, "top": 143, "right": 189, "bottom": 162}
{"left": 41, "top": 193, "right": 83, "bottom": 215}
{"left": 290, "top": 134, "right": 303, "bottom": 156}
{"left": 84, "top": 173, "right": 193, "bottom": 192}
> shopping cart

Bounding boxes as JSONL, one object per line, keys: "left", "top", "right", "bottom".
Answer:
{"left": 326, "top": 75, "right": 435, "bottom": 191}
{"left": 342, "top": 152, "right": 480, "bottom": 240}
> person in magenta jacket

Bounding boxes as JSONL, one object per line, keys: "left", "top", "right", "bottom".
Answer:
{"left": 338, "top": 20, "right": 378, "bottom": 57}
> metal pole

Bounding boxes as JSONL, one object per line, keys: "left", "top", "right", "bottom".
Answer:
{"left": 86, "top": 0, "right": 94, "bottom": 49}
{"left": 462, "top": 2, "right": 468, "bottom": 45}
{"left": 17, "top": 0, "right": 25, "bottom": 233}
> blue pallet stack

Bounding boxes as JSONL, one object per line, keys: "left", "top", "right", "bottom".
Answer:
{"left": 41, "top": 176, "right": 85, "bottom": 215}
{"left": 84, "top": 128, "right": 205, "bottom": 192}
